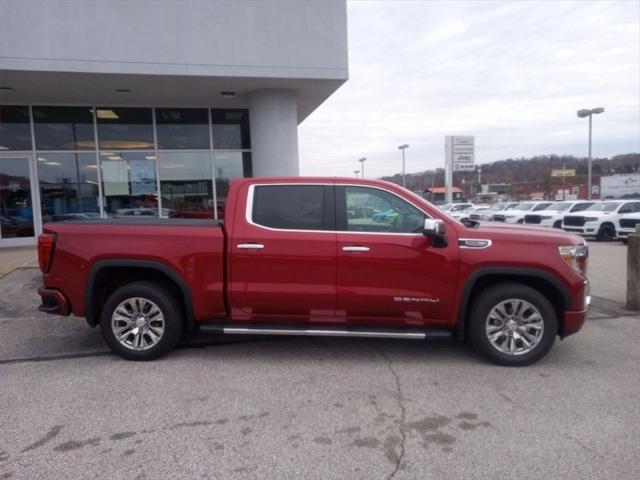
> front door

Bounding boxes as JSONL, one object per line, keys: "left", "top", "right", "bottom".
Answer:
{"left": 0, "top": 155, "right": 37, "bottom": 247}
{"left": 335, "top": 185, "right": 459, "bottom": 327}
{"left": 228, "top": 182, "right": 337, "bottom": 323}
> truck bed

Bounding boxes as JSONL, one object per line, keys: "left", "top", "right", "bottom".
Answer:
{"left": 41, "top": 218, "right": 227, "bottom": 324}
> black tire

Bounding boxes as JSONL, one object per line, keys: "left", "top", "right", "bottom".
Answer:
{"left": 553, "top": 220, "right": 562, "bottom": 229}
{"left": 100, "top": 281, "right": 183, "bottom": 361}
{"left": 621, "top": 238, "right": 628, "bottom": 245}
{"left": 468, "top": 283, "right": 558, "bottom": 367}
{"left": 596, "top": 224, "right": 615, "bottom": 242}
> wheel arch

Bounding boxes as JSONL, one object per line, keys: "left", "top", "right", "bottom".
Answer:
{"left": 85, "top": 260, "right": 195, "bottom": 331}
{"left": 456, "top": 267, "right": 571, "bottom": 340}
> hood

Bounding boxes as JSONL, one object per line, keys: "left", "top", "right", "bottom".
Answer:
{"left": 460, "top": 221, "right": 584, "bottom": 245}
{"left": 564, "top": 210, "right": 613, "bottom": 218}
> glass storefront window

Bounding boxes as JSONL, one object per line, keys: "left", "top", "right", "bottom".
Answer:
{"left": 33, "top": 106, "right": 95, "bottom": 150}
{"left": 100, "top": 151, "right": 158, "bottom": 217}
{"left": 0, "top": 106, "right": 32, "bottom": 151}
{"left": 96, "top": 108, "right": 154, "bottom": 150}
{"left": 214, "top": 152, "right": 252, "bottom": 216}
{"left": 0, "top": 155, "right": 35, "bottom": 238}
{"left": 155, "top": 108, "right": 210, "bottom": 150}
{"left": 37, "top": 152, "right": 99, "bottom": 222}
{"left": 159, "top": 151, "right": 214, "bottom": 218}
{"left": 211, "top": 109, "right": 250, "bottom": 149}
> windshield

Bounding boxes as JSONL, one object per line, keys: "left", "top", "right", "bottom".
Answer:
{"left": 547, "top": 202, "right": 571, "bottom": 211}
{"left": 586, "top": 202, "right": 622, "bottom": 212}
{"left": 451, "top": 204, "right": 471, "bottom": 212}
{"left": 517, "top": 202, "right": 536, "bottom": 211}
{"left": 505, "top": 203, "right": 521, "bottom": 210}
{"left": 439, "top": 203, "right": 452, "bottom": 210}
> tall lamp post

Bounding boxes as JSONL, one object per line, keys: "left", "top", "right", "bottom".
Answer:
{"left": 358, "top": 157, "right": 367, "bottom": 178}
{"left": 398, "top": 144, "right": 409, "bottom": 188}
{"left": 577, "top": 107, "right": 604, "bottom": 199}
{"left": 353, "top": 170, "right": 360, "bottom": 177}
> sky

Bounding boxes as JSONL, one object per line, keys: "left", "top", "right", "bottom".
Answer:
{"left": 298, "top": 0, "right": 640, "bottom": 178}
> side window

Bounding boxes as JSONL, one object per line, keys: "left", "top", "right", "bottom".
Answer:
{"left": 618, "top": 202, "right": 639, "bottom": 214}
{"left": 344, "top": 186, "right": 426, "bottom": 233}
{"left": 252, "top": 185, "right": 326, "bottom": 230}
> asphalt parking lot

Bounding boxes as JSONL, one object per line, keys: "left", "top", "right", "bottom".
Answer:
{"left": 0, "top": 242, "right": 638, "bottom": 480}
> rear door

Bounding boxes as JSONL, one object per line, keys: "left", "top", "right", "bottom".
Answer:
{"left": 228, "top": 182, "right": 337, "bottom": 322}
{"left": 335, "top": 185, "right": 459, "bottom": 328}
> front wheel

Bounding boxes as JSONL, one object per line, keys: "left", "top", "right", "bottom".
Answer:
{"left": 596, "top": 224, "right": 615, "bottom": 241}
{"left": 100, "top": 281, "right": 183, "bottom": 360}
{"left": 468, "top": 283, "right": 558, "bottom": 366}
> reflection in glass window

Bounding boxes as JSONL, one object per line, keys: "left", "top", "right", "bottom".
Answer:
{"left": 37, "top": 153, "right": 99, "bottom": 222}
{"left": 0, "top": 106, "right": 32, "bottom": 151}
{"left": 214, "top": 152, "right": 252, "bottom": 214}
{"left": 159, "top": 151, "right": 214, "bottom": 218}
{"left": 96, "top": 108, "right": 154, "bottom": 150}
{"left": 33, "top": 106, "right": 95, "bottom": 150}
{"left": 212, "top": 109, "right": 250, "bottom": 149}
{"left": 0, "top": 156, "right": 35, "bottom": 237}
{"left": 155, "top": 108, "right": 210, "bottom": 150}
{"left": 100, "top": 151, "right": 158, "bottom": 217}
{"left": 344, "top": 187, "right": 425, "bottom": 233}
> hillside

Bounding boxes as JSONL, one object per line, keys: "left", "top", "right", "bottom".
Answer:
{"left": 381, "top": 153, "right": 640, "bottom": 191}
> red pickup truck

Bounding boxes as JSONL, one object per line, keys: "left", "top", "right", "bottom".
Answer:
{"left": 37, "top": 177, "right": 590, "bottom": 366}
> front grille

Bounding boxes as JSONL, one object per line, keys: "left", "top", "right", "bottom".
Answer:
{"left": 620, "top": 218, "right": 640, "bottom": 229}
{"left": 524, "top": 215, "right": 542, "bottom": 224}
{"left": 493, "top": 214, "right": 506, "bottom": 222}
{"left": 563, "top": 216, "right": 586, "bottom": 227}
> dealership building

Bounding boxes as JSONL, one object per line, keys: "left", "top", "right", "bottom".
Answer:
{"left": 0, "top": 0, "right": 348, "bottom": 247}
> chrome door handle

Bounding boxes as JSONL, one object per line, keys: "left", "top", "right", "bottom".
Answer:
{"left": 342, "top": 246, "right": 370, "bottom": 252}
{"left": 237, "top": 243, "right": 264, "bottom": 250}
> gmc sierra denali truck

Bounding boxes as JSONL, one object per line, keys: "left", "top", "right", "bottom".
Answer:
{"left": 37, "top": 178, "right": 590, "bottom": 366}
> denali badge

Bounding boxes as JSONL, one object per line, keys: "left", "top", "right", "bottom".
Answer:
{"left": 393, "top": 297, "right": 440, "bottom": 303}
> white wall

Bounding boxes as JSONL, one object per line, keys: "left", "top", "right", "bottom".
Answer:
{"left": 0, "top": 0, "right": 348, "bottom": 80}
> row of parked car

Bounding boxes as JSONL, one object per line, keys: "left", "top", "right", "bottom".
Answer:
{"left": 438, "top": 199, "right": 640, "bottom": 243}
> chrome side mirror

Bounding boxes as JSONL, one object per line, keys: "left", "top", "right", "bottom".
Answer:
{"left": 423, "top": 218, "right": 446, "bottom": 237}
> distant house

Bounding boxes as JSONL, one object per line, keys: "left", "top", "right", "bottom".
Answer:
{"left": 423, "top": 187, "right": 464, "bottom": 204}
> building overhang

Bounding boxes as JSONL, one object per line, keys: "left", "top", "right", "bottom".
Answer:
{"left": 0, "top": 69, "right": 347, "bottom": 123}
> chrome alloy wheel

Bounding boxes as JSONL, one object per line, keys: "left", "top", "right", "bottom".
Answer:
{"left": 485, "top": 299, "right": 544, "bottom": 356}
{"left": 111, "top": 297, "right": 165, "bottom": 351}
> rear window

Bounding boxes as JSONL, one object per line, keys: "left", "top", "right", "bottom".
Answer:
{"left": 252, "top": 185, "right": 326, "bottom": 230}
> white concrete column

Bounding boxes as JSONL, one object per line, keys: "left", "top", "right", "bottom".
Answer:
{"left": 248, "top": 89, "right": 299, "bottom": 176}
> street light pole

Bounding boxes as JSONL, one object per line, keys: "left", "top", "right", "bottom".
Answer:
{"left": 577, "top": 107, "right": 604, "bottom": 200}
{"left": 353, "top": 170, "right": 360, "bottom": 178}
{"left": 397, "top": 144, "right": 409, "bottom": 188}
{"left": 358, "top": 157, "right": 366, "bottom": 179}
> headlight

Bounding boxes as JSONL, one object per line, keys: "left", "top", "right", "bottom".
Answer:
{"left": 559, "top": 244, "right": 588, "bottom": 276}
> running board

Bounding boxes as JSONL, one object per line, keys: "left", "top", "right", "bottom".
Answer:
{"left": 198, "top": 324, "right": 451, "bottom": 340}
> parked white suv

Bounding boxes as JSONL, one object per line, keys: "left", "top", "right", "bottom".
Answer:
{"left": 617, "top": 212, "right": 640, "bottom": 244}
{"left": 524, "top": 201, "right": 596, "bottom": 229}
{"left": 562, "top": 200, "right": 640, "bottom": 241}
{"left": 493, "top": 201, "right": 553, "bottom": 224}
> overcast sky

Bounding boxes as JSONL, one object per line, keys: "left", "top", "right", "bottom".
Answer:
{"left": 298, "top": 0, "right": 640, "bottom": 178}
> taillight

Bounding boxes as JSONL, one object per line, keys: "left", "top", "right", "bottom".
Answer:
{"left": 38, "top": 233, "right": 57, "bottom": 273}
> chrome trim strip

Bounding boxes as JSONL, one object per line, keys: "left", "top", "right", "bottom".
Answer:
{"left": 237, "top": 243, "right": 264, "bottom": 250}
{"left": 342, "top": 246, "right": 370, "bottom": 252}
{"left": 222, "top": 327, "right": 426, "bottom": 339}
{"left": 245, "top": 182, "right": 433, "bottom": 236}
{"left": 458, "top": 238, "right": 493, "bottom": 249}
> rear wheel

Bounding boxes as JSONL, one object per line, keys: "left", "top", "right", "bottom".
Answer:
{"left": 468, "top": 283, "right": 558, "bottom": 366}
{"left": 553, "top": 220, "right": 562, "bottom": 229}
{"left": 100, "top": 282, "right": 183, "bottom": 360}
{"left": 596, "top": 224, "right": 615, "bottom": 241}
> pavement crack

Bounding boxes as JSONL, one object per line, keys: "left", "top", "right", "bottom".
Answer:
{"left": 378, "top": 348, "right": 407, "bottom": 480}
